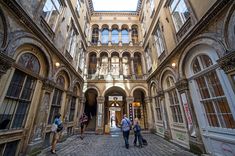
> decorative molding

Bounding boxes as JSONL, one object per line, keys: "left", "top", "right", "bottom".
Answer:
{"left": 42, "top": 79, "right": 55, "bottom": 92}
{"left": 175, "top": 79, "right": 189, "bottom": 93}
{"left": 0, "top": 52, "right": 14, "bottom": 78}
{"left": 92, "top": 12, "right": 138, "bottom": 17}
{"left": 217, "top": 51, "right": 235, "bottom": 74}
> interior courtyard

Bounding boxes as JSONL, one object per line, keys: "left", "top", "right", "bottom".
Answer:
{"left": 0, "top": 0, "right": 235, "bottom": 155}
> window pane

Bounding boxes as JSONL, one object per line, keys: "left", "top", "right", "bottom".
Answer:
{"left": 0, "top": 99, "right": 17, "bottom": 130}
{"left": 203, "top": 101, "right": 219, "bottom": 127}
{"left": 112, "top": 29, "right": 119, "bottom": 43}
{"left": 52, "top": 0, "right": 61, "bottom": 10}
{"left": 102, "top": 29, "right": 109, "bottom": 44}
{"left": 6, "top": 70, "right": 25, "bottom": 98}
{"left": 48, "top": 9, "right": 59, "bottom": 30}
{"left": 20, "top": 76, "right": 36, "bottom": 100}
{"left": 12, "top": 100, "right": 29, "bottom": 128}
{"left": 195, "top": 77, "right": 210, "bottom": 99}
{"left": 3, "top": 140, "right": 19, "bottom": 156}
{"left": 100, "top": 56, "right": 108, "bottom": 75}
{"left": 42, "top": 0, "right": 54, "bottom": 20}
{"left": 200, "top": 55, "right": 213, "bottom": 68}
{"left": 205, "top": 71, "right": 224, "bottom": 97}
{"left": 111, "top": 56, "right": 119, "bottom": 75}
{"left": 171, "top": 0, "right": 190, "bottom": 31}
{"left": 92, "top": 28, "right": 99, "bottom": 44}
{"left": 122, "top": 30, "right": 129, "bottom": 44}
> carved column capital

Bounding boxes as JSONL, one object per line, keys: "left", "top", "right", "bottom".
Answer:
{"left": 176, "top": 79, "right": 189, "bottom": 93}
{"left": 0, "top": 52, "right": 14, "bottom": 78}
{"left": 144, "top": 97, "right": 152, "bottom": 103}
{"left": 217, "top": 51, "right": 235, "bottom": 74}
{"left": 126, "top": 97, "right": 134, "bottom": 103}
{"left": 157, "top": 90, "right": 164, "bottom": 99}
{"left": 42, "top": 79, "right": 55, "bottom": 92}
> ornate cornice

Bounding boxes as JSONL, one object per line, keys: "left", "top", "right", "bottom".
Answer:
{"left": 176, "top": 79, "right": 189, "bottom": 93}
{"left": 0, "top": 52, "right": 14, "bottom": 78}
{"left": 92, "top": 12, "right": 138, "bottom": 17}
{"left": 87, "top": 45, "right": 144, "bottom": 52}
{"left": 217, "top": 51, "right": 235, "bottom": 74}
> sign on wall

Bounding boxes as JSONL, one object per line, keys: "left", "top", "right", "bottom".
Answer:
{"left": 108, "top": 96, "right": 123, "bottom": 101}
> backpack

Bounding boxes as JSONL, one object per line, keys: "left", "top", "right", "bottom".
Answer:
{"left": 57, "top": 123, "right": 63, "bottom": 132}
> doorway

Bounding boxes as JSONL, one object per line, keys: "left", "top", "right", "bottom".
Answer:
{"left": 104, "top": 87, "right": 126, "bottom": 134}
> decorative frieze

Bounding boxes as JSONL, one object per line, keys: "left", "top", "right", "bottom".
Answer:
{"left": 0, "top": 52, "right": 14, "bottom": 78}
{"left": 217, "top": 51, "right": 235, "bottom": 74}
{"left": 176, "top": 79, "right": 189, "bottom": 93}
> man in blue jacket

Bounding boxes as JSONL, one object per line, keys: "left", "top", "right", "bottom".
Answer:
{"left": 121, "top": 114, "right": 131, "bottom": 149}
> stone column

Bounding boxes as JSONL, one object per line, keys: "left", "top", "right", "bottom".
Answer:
{"left": 96, "top": 96, "right": 105, "bottom": 134}
{"left": 145, "top": 96, "right": 156, "bottom": 132}
{"left": 119, "top": 58, "right": 123, "bottom": 78}
{"left": 27, "top": 79, "right": 55, "bottom": 153}
{"left": 157, "top": 90, "right": 172, "bottom": 141}
{"left": 118, "top": 29, "right": 122, "bottom": 46}
{"left": 98, "top": 29, "right": 102, "bottom": 46}
{"left": 128, "top": 29, "right": 133, "bottom": 46}
{"left": 96, "top": 57, "right": 100, "bottom": 77}
{"left": 108, "top": 29, "right": 112, "bottom": 46}
{"left": 0, "top": 52, "right": 14, "bottom": 79}
{"left": 176, "top": 79, "right": 205, "bottom": 154}
{"left": 130, "top": 57, "right": 135, "bottom": 79}
{"left": 126, "top": 97, "right": 134, "bottom": 122}
{"left": 108, "top": 57, "right": 111, "bottom": 74}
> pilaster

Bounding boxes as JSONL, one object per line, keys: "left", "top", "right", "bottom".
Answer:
{"left": 0, "top": 52, "right": 14, "bottom": 78}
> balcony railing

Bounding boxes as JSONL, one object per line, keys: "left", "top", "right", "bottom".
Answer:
{"left": 86, "top": 74, "right": 147, "bottom": 80}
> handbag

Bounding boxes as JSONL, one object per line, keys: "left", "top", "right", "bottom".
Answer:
{"left": 51, "top": 123, "right": 58, "bottom": 132}
{"left": 57, "top": 123, "right": 64, "bottom": 132}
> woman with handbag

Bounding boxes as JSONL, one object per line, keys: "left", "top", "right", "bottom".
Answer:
{"left": 51, "top": 113, "right": 63, "bottom": 154}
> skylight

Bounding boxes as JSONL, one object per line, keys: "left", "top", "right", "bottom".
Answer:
{"left": 92, "top": 0, "right": 139, "bottom": 11}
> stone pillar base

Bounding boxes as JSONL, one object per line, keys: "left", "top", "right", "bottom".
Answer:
{"left": 96, "top": 128, "right": 104, "bottom": 135}
{"left": 189, "top": 137, "right": 206, "bottom": 154}
{"left": 164, "top": 130, "right": 171, "bottom": 141}
{"left": 26, "top": 139, "right": 43, "bottom": 155}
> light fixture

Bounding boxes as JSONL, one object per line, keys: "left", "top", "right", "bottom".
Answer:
{"left": 55, "top": 62, "right": 60, "bottom": 67}
{"left": 172, "top": 63, "right": 176, "bottom": 67}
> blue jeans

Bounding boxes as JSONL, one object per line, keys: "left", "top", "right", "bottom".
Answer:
{"left": 123, "top": 130, "right": 130, "bottom": 148}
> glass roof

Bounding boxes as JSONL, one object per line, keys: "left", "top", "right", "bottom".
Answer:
{"left": 92, "top": 0, "right": 139, "bottom": 12}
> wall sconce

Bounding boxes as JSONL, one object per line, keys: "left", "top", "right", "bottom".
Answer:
{"left": 55, "top": 62, "right": 60, "bottom": 67}
{"left": 172, "top": 63, "right": 176, "bottom": 67}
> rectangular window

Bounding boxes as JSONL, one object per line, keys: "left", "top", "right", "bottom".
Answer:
{"left": 42, "top": 0, "right": 62, "bottom": 30}
{"left": 69, "top": 97, "right": 76, "bottom": 122}
{"left": 154, "top": 23, "right": 165, "bottom": 56}
{"left": 77, "top": 0, "right": 81, "bottom": 13}
{"left": 0, "top": 140, "right": 19, "bottom": 156}
{"left": 170, "top": 0, "right": 190, "bottom": 32}
{"left": 48, "top": 88, "right": 63, "bottom": 124}
{"left": 168, "top": 89, "right": 183, "bottom": 123}
{"left": 66, "top": 22, "right": 78, "bottom": 58}
{"left": 155, "top": 97, "right": 162, "bottom": 121}
{"left": 0, "top": 70, "right": 36, "bottom": 130}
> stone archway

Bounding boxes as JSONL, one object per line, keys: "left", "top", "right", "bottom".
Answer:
{"left": 84, "top": 88, "right": 98, "bottom": 131}
{"left": 103, "top": 86, "right": 127, "bottom": 134}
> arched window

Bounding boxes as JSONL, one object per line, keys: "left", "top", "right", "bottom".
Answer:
{"left": 122, "top": 29, "right": 129, "bottom": 44}
{"left": 100, "top": 54, "right": 108, "bottom": 75}
{"left": 18, "top": 53, "right": 40, "bottom": 74}
{"left": 111, "top": 55, "right": 119, "bottom": 75}
{"left": 0, "top": 53, "right": 40, "bottom": 130}
{"left": 88, "top": 53, "right": 97, "bottom": 74}
{"left": 101, "top": 28, "right": 109, "bottom": 44}
{"left": 165, "top": 76, "right": 183, "bottom": 123}
{"left": 145, "top": 47, "right": 152, "bottom": 71}
{"left": 91, "top": 26, "right": 99, "bottom": 44}
{"left": 122, "top": 54, "right": 130, "bottom": 76}
{"left": 48, "top": 75, "right": 65, "bottom": 124}
{"left": 192, "top": 55, "right": 234, "bottom": 128}
{"left": 134, "top": 53, "right": 143, "bottom": 76}
{"left": 112, "top": 29, "right": 119, "bottom": 44}
{"left": 131, "top": 25, "right": 138, "bottom": 44}
{"left": 69, "top": 86, "right": 78, "bottom": 122}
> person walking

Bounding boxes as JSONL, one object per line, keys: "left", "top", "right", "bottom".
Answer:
{"left": 51, "top": 113, "right": 63, "bottom": 154}
{"left": 79, "top": 113, "right": 88, "bottom": 139}
{"left": 133, "top": 118, "right": 143, "bottom": 148}
{"left": 121, "top": 114, "right": 131, "bottom": 149}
